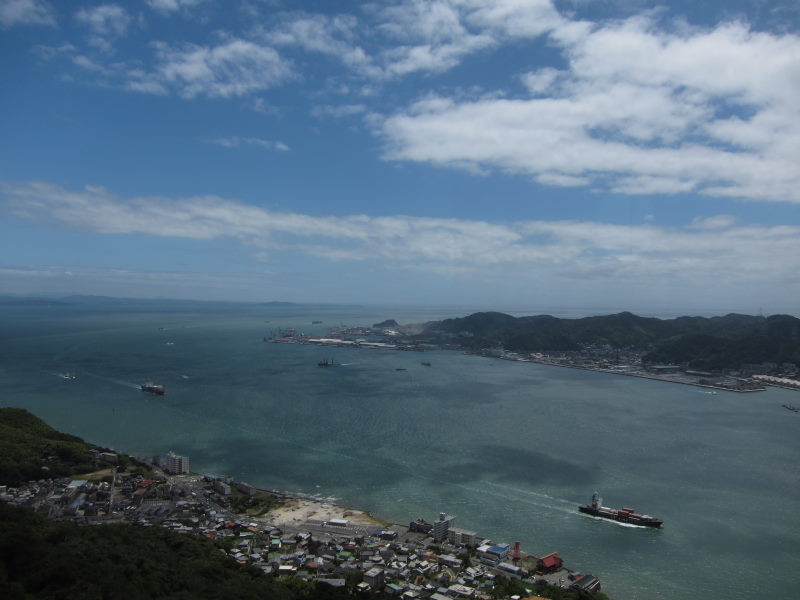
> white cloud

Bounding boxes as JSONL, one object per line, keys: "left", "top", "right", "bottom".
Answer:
{"left": 74, "top": 4, "right": 131, "bottom": 53}
{"left": 62, "top": 29, "right": 294, "bottom": 98}
{"left": 0, "top": 0, "right": 55, "bottom": 28}
{"left": 31, "top": 42, "right": 75, "bottom": 61}
{"left": 535, "top": 172, "right": 590, "bottom": 187}
{"left": 75, "top": 4, "right": 130, "bottom": 37}
{"left": 460, "top": 0, "right": 565, "bottom": 38}
{"left": 380, "top": 12, "right": 800, "bottom": 203}
{"left": 364, "top": 0, "right": 570, "bottom": 77}
{"left": 689, "top": 215, "right": 737, "bottom": 230}
{"left": 2, "top": 180, "right": 799, "bottom": 287}
{"left": 146, "top": 0, "right": 204, "bottom": 14}
{"left": 72, "top": 54, "right": 110, "bottom": 73}
{"left": 611, "top": 176, "right": 696, "bottom": 195}
{"left": 139, "top": 39, "right": 294, "bottom": 99}
{"left": 267, "top": 13, "right": 380, "bottom": 75}
{"left": 267, "top": 1, "right": 521, "bottom": 80}
{"left": 375, "top": 0, "right": 494, "bottom": 77}
{"left": 520, "top": 68, "right": 560, "bottom": 95}
{"left": 311, "top": 104, "right": 367, "bottom": 118}
{"left": 211, "top": 136, "right": 290, "bottom": 151}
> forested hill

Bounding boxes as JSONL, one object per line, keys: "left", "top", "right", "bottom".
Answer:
{"left": 0, "top": 408, "right": 99, "bottom": 486}
{"left": 418, "top": 312, "right": 800, "bottom": 370}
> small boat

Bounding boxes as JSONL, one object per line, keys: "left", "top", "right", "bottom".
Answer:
{"left": 318, "top": 359, "right": 335, "bottom": 367}
{"left": 783, "top": 404, "right": 799, "bottom": 413}
{"left": 395, "top": 368, "right": 407, "bottom": 371}
{"left": 141, "top": 382, "right": 165, "bottom": 395}
{"left": 421, "top": 362, "right": 432, "bottom": 367}
{"left": 59, "top": 372, "right": 77, "bottom": 380}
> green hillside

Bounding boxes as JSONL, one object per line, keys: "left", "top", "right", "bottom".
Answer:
{"left": 419, "top": 312, "right": 800, "bottom": 369}
{"left": 0, "top": 408, "right": 98, "bottom": 486}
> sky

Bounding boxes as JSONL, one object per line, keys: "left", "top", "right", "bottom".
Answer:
{"left": 1, "top": 0, "right": 799, "bottom": 315}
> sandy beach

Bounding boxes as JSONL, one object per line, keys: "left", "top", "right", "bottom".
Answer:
{"left": 262, "top": 496, "right": 386, "bottom": 529}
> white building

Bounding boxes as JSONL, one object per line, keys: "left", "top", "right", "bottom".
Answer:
{"left": 432, "top": 513, "right": 455, "bottom": 542}
{"left": 448, "top": 527, "right": 478, "bottom": 547}
{"left": 163, "top": 451, "right": 190, "bottom": 475}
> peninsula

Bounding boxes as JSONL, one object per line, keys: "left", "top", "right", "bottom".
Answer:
{"left": 267, "top": 311, "right": 800, "bottom": 393}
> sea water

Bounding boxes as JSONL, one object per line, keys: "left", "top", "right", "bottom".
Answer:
{"left": 1, "top": 301, "right": 798, "bottom": 600}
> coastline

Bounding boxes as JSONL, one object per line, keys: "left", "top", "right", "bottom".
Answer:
{"left": 171, "top": 473, "right": 388, "bottom": 531}
{"left": 258, "top": 493, "right": 387, "bottom": 530}
{"left": 523, "top": 359, "right": 767, "bottom": 393}
{"left": 266, "top": 326, "right": 777, "bottom": 394}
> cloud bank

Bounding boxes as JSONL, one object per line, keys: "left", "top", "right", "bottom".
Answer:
{"left": 3, "top": 180, "right": 798, "bottom": 288}
{"left": 380, "top": 9, "right": 800, "bottom": 203}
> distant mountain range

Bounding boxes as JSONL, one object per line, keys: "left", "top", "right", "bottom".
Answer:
{"left": 416, "top": 311, "right": 800, "bottom": 371}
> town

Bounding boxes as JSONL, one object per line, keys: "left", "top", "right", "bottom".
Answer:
{"left": 0, "top": 449, "right": 602, "bottom": 598}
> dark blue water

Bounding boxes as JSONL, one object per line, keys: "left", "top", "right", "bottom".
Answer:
{"left": 1, "top": 302, "right": 798, "bottom": 600}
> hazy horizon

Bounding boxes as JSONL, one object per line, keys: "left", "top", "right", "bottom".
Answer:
{"left": 1, "top": 290, "right": 795, "bottom": 320}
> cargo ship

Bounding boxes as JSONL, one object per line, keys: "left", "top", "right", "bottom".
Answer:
{"left": 579, "top": 492, "right": 662, "bottom": 528}
{"left": 140, "top": 382, "right": 165, "bottom": 395}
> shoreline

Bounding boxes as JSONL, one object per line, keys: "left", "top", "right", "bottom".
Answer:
{"left": 266, "top": 327, "right": 778, "bottom": 394}
{"left": 257, "top": 493, "right": 388, "bottom": 530}
{"left": 523, "top": 359, "right": 767, "bottom": 393}
{"left": 172, "top": 474, "right": 388, "bottom": 531}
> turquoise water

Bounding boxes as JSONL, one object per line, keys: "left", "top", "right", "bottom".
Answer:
{"left": 1, "top": 302, "right": 798, "bottom": 600}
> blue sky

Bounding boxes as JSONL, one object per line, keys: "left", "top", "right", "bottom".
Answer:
{"left": 1, "top": 0, "right": 799, "bottom": 314}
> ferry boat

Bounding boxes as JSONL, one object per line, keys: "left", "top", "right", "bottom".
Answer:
{"left": 140, "top": 382, "right": 165, "bottom": 395}
{"left": 579, "top": 492, "right": 662, "bottom": 528}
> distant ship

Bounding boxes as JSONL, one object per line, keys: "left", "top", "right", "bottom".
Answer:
{"left": 579, "top": 492, "right": 662, "bottom": 528}
{"left": 421, "top": 362, "right": 432, "bottom": 367}
{"left": 140, "top": 382, "right": 165, "bottom": 395}
{"left": 318, "top": 359, "right": 335, "bottom": 367}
